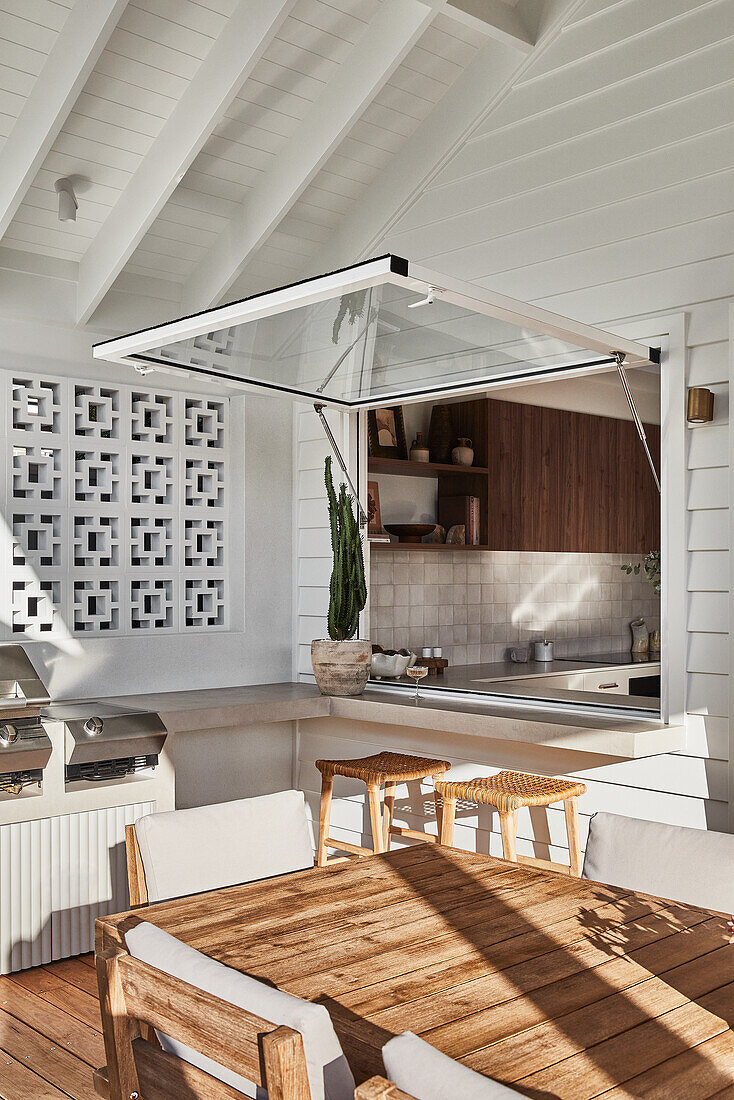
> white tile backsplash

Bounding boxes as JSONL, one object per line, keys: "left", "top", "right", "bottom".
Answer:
{"left": 369, "top": 550, "right": 661, "bottom": 665}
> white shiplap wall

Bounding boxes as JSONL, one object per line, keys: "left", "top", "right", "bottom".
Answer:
{"left": 294, "top": 401, "right": 354, "bottom": 678}
{"left": 294, "top": 0, "right": 732, "bottom": 853}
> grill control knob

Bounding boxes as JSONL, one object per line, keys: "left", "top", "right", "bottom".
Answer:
{"left": 83, "top": 716, "right": 104, "bottom": 737}
{"left": 0, "top": 724, "right": 18, "bottom": 746}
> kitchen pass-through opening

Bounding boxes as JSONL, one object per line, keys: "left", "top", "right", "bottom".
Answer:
{"left": 364, "top": 361, "right": 662, "bottom": 718}
{"left": 93, "top": 256, "right": 664, "bottom": 722}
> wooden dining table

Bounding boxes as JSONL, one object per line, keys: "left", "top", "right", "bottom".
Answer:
{"left": 96, "top": 843, "right": 734, "bottom": 1098}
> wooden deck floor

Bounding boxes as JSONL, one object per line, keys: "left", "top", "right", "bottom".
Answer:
{"left": 0, "top": 955, "right": 101, "bottom": 1099}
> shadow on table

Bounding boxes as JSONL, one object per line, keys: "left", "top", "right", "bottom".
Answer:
{"left": 334, "top": 844, "right": 732, "bottom": 1098}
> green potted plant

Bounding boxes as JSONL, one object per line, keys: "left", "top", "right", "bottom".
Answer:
{"left": 311, "top": 457, "right": 370, "bottom": 696}
{"left": 621, "top": 550, "right": 661, "bottom": 594}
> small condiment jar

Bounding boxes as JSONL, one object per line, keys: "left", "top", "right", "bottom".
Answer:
{"left": 410, "top": 432, "right": 430, "bottom": 462}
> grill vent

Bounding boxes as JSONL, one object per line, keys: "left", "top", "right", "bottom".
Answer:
{"left": 65, "top": 754, "right": 157, "bottom": 784}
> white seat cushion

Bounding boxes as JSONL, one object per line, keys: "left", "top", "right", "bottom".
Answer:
{"left": 135, "top": 789, "right": 314, "bottom": 903}
{"left": 125, "top": 921, "right": 355, "bottom": 1100}
{"left": 582, "top": 812, "right": 734, "bottom": 912}
{"left": 382, "top": 1032, "right": 521, "bottom": 1098}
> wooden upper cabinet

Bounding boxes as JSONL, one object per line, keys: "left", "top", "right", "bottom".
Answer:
{"left": 485, "top": 398, "right": 660, "bottom": 554}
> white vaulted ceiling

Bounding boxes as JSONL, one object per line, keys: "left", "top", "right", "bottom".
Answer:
{"left": 0, "top": 0, "right": 689, "bottom": 330}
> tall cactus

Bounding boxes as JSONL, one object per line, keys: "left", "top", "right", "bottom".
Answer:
{"left": 325, "top": 456, "right": 367, "bottom": 640}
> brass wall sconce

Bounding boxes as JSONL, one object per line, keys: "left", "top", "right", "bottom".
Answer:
{"left": 687, "top": 387, "right": 714, "bottom": 424}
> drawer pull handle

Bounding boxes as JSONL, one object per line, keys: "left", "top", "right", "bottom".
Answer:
{"left": 598, "top": 682, "right": 619, "bottom": 690}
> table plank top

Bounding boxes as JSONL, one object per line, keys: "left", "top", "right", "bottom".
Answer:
{"left": 96, "top": 845, "right": 734, "bottom": 1098}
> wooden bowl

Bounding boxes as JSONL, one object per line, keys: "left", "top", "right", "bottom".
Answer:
{"left": 384, "top": 524, "right": 435, "bottom": 544}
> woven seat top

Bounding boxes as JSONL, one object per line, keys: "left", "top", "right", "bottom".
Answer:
{"left": 315, "top": 751, "right": 450, "bottom": 784}
{"left": 435, "top": 770, "right": 586, "bottom": 811}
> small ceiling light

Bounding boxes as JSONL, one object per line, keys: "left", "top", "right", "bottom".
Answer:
{"left": 54, "top": 177, "right": 77, "bottom": 222}
{"left": 687, "top": 387, "right": 715, "bottom": 424}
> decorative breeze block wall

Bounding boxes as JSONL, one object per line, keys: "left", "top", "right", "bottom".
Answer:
{"left": 4, "top": 372, "right": 229, "bottom": 637}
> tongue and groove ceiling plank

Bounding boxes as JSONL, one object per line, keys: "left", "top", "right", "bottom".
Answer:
{"left": 281, "top": 0, "right": 587, "bottom": 287}
{"left": 180, "top": 0, "right": 453, "bottom": 311}
{"left": 0, "top": 0, "right": 129, "bottom": 241}
{"left": 75, "top": 0, "right": 298, "bottom": 324}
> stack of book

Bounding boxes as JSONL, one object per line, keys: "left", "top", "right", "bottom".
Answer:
{"left": 439, "top": 495, "right": 481, "bottom": 545}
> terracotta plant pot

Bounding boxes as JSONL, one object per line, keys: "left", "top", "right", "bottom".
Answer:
{"left": 311, "top": 638, "right": 372, "bottom": 696}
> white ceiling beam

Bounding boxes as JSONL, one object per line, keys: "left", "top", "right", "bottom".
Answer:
{"left": 181, "top": 0, "right": 444, "bottom": 312}
{"left": 298, "top": 0, "right": 586, "bottom": 278}
{"left": 76, "top": 0, "right": 297, "bottom": 325}
{"left": 0, "top": 0, "right": 129, "bottom": 242}
{"left": 444, "top": 0, "right": 534, "bottom": 53}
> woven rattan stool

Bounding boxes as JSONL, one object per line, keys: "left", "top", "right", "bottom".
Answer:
{"left": 315, "top": 751, "right": 450, "bottom": 865}
{"left": 434, "top": 770, "right": 587, "bottom": 876}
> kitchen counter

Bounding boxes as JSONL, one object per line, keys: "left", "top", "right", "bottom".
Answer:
{"left": 381, "top": 657, "right": 660, "bottom": 691}
{"left": 378, "top": 657, "right": 662, "bottom": 710}
{"left": 105, "top": 678, "right": 682, "bottom": 760}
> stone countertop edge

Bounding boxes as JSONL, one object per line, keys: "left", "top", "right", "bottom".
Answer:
{"left": 103, "top": 681, "right": 685, "bottom": 759}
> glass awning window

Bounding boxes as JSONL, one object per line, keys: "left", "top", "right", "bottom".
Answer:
{"left": 94, "top": 256, "right": 659, "bottom": 409}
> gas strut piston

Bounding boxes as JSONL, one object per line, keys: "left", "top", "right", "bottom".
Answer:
{"left": 613, "top": 351, "right": 661, "bottom": 494}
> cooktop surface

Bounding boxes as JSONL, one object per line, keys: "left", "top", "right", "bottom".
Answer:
{"left": 559, "top": 651, "right": 660, "bottom": 666}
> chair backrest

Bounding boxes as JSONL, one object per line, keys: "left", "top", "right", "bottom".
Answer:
{"left": 96, "top": 941, "right": 310, "bottom": 1100}
{"left": 380, "top": 1033, "right": 521, "bottom": 1098}
{"left": 128, "top": 789, "right": 314, "bottom": 904}
{"left": 97, "top": 921, "right": 356, "bottom": 1100}
{"left": 582, "top": 811, "right": 734, "bottom": 913}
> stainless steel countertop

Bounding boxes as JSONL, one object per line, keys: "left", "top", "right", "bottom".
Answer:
{"left": 371, "top": 658, "right": 661, "bottom": 706}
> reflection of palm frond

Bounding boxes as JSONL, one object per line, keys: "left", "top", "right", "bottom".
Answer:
{"left": 332, "top": 290, "right": 367, "bottom": 344}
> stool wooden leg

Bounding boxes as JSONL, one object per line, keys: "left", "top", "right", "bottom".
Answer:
{"left": 317, "top": 775, "right": 333, "bottom": 867}
{"left": 439, "top": 796, "right": 456, "bottom": 846}
{"left": 382, "top": 782, "right": 396, "bottom": 850}
{"left": 499, "top": 809, "right": 518, "bottom": 862}
{"left": 564, "top": 797, "right": 582, "bottom": 876}
{"left": 432, "top": 775, "right": 444, "bottom": 840}
{"left": 367, "top": 783, "right": 385, "bottom": 854}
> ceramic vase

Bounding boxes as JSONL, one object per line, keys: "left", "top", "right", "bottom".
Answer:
{"left": 427, "top": 404, "right": 453, "bottom": 464}
{"left": 451, "top": 437, "right": 474, "bottom": 466}
{"left": 630, "top": 617, "right": 649, "bottom": 655}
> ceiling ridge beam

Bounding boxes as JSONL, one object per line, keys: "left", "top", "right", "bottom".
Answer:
{"left": 76, "top": 0, "right": 298, "bottom": 325}
{"left": 295, "top": 0, "right": 587, "bottom": 279}
{"left": 444, "top": 0, "right": 535, "bottom": 53}
{"left": 181, "top": 0, "right": 444, "bottom": 312}
{"left": 0, "top": 0, "right": 129, "bottom": 243}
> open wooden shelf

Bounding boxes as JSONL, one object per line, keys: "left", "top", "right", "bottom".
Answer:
{"left": 370, "top": 542, "right": 491, "bottom": 552}
{"left": 368, "top": 457, "right": 489, "bottom": 479}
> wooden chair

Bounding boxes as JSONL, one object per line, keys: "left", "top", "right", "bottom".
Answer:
{"left": 125, "top": 823, "right": 147, "bottom": 906}
{"left": 435, "top": 770, "right": 586, "bottom": 876}
{"left": 583, "top": 811, "right": 734, "bottom": 911}
{"left": 359, "top": 1031, "right": 523, "bottom": 1097}
{"left": 356, "top": 1079, "right": 414, "bottom": 1099}
{"left": 315, "top": 752, "right": 450, "bottom": 865}
{"left": 125, "top": 789, "right": 314, "bottom": 906}
{"left": 95, "top": 946, "right": 312, "bottom": 1100}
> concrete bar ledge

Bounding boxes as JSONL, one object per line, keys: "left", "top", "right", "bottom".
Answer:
{"left": 107, "top": 681, "right": 685, "bottom": 759}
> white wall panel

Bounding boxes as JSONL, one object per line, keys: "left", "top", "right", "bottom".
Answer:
{"left": 290, "top": 0, "right": 733, "bottom": 848}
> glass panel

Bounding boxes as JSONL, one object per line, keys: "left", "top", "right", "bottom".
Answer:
{"left": 135, "top": 282, "right": 613, "bottom": 406}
